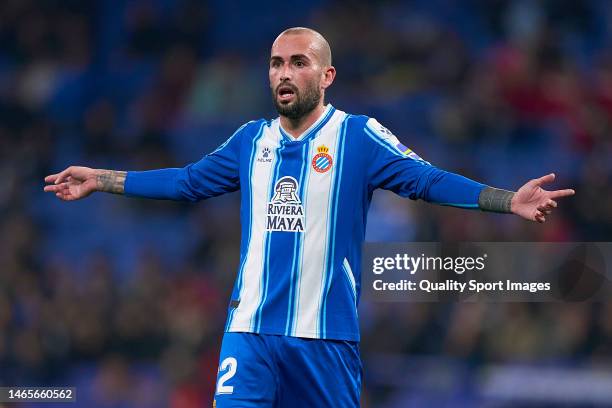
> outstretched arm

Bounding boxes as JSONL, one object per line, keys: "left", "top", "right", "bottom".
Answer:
{"left": 44, "top": 166, "right": 126, "bottom": 201}
{"left": 363, "top": 118, "right": 575, "bottom": 224}
{"left": 479, "top": 173, "right": 575, "bottom": 223}
{"left": 43, "top": 121, "right": 252, "bottom": 203}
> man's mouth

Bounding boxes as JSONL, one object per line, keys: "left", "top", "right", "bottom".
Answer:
{"left": 277, "top": 85, "right": 296, "bottom": 102}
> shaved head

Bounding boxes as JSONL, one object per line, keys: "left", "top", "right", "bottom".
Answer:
{"left": 269, "top": 27, "right": 336, "bottom": 126}
{"left": 274, "top": 27, "right": 332, "bottom": 67}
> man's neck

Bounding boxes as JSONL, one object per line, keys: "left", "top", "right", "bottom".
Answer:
{"left": 280, "top": 104, "right": 327, "bottom": 139}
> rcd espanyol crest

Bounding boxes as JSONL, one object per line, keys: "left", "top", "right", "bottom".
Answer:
{"left": 266, "top": 176, "right": 304, "bottom": 232}
{"left": 312, "top": 145, "right": 333, "bottom": 173}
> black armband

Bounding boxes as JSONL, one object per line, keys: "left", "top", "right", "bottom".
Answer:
{"left": 478, "top": 186, "right": 515, "bottom": 213}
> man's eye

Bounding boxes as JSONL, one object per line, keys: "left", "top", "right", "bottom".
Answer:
{"left": 295, "top": 61, "right": 305, "bottom": 67}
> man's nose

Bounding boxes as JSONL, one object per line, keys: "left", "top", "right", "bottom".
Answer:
{"left": 280, "top": 64, "right": 291, "bottom": 81}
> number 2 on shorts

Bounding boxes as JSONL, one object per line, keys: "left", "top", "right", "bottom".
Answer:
{"left": 216, "top": 357, "right": 237, "bottom": 395}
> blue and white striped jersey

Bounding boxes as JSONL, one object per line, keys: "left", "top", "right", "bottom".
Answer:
{"left": 125, "top": 105, "right": 485, "bottom": 341}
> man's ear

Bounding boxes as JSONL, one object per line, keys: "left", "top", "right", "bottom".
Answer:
{"left": 321, "top": 66, "right": 336, "bottom": 90}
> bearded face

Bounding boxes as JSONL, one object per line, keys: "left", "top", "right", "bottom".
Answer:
{"left": 272, "top": 76, "right": 321, "bottom": 120}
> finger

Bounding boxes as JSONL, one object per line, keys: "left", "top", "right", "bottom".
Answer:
{"left": 549, "top": 189, "right": 575, "bottom": 199}
{"left": 537, "top": 204, "right": 554, "bottom": 212}
{"left": 535, "top": 211, "right": 546, "bottom": 223}
{"left": 54, "top": 167, "right": 73, "bottom": 184}
{"left": 537, "top": 206, "right": 552, "bottom": 214}
{"left": 44, "top": 173, "right": 59, "bottom": 183}
{"left": 47, "top": 182, "right": 72, "bottom": 195}
{"left": 55, "top": 169, "right": 70, "bottom": 184}
{"left": 44, "top": 184, "right": 61, "bottom": 193}
{"left": 534, "top": 173, "right": 555, "bottom": 186}
{"left": 46, "top": 182, "right": 68, "bottom": 191}
{"left": 55, "top": 190, "right": 74, "bottom": 201}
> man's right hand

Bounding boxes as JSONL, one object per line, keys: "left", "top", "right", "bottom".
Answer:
{"left": 44, "top": 166, "right": 126, "bottom": 201}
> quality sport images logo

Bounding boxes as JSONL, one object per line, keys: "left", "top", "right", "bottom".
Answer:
{"left": 312, "top": 145, "right": 332, "bottom": 173}
{"left": 266, "top": 176, "right": 304, "bottom": 232}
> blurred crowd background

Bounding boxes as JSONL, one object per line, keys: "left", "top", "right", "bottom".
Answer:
{"left": 1, "top": 0, "right": 611, "bottom": 406}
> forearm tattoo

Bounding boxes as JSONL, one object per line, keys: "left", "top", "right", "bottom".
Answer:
{"left": 478, "top": 186, "right": 515, "bottom": 213}
{"left": 96, "top": 170, "right": 126, "bottom": 194}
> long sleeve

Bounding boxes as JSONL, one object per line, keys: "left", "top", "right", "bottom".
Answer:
{"left": 364, "top": 118, "right": 485, "bottom": 208}
{"left": 124, "top": 124, "right": 245, "bottom": 202}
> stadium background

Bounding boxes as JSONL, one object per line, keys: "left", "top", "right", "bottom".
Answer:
{"left": 1, "top": 0, "right": 611, "bottom": 406}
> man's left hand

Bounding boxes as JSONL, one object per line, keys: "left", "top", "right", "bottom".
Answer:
{"left": 511, "top": 173, "right": 575, "bottom": 223}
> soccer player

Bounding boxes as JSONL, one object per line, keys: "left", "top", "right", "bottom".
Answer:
{"left": 44, "top": 27, "right": 575, "bottom": 407}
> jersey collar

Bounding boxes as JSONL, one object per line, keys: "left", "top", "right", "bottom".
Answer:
{"left": 278, "top": 104, "right": 336, "bottom": 144}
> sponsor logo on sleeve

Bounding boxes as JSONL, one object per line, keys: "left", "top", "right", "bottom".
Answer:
{"left": 396, "top": 142, "right": 426, "bottom": 162}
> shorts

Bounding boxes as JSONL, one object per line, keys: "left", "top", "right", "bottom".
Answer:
{"left": 213, "top": 332, "right": 362, "bottom": 407}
